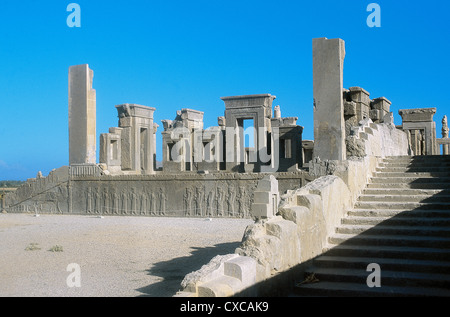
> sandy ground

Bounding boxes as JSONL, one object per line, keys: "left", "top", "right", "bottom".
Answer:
{"left": 0, "top": 213, "right": 253, "bottom": 297}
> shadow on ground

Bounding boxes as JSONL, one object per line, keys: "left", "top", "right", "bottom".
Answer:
{"left": 136, "top": 242, "right": 241, "bottom": 297}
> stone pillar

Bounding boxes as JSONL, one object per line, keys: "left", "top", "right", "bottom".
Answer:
{"left": 442, "top": 115, "right": 449, "bottom": 155}
{"left": 68, "top": 64, "right": 96, "bottom": 165}
{"left": 312, "top": 38, "right": 346, "bottom": 161}
{"left": 99, "top": 127, "right": 123, "bottom": 174}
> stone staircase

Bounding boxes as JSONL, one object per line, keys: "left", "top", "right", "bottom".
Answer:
{"left": 294, "top": 155, "right": 450, "bottom": 296}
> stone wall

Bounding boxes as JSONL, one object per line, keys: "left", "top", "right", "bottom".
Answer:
{"left": 174, "top": 155, "right": 381, "bottom": 297}
{"left": 2, "top": 169, "right": 313, "bottom": 219}
{"left": 346, "top": 116, "right": 411, "bottom": 158}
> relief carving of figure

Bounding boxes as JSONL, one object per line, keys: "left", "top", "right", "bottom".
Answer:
{"left": 94, "top": 187, "right": 101, "bottom": 214}
{"left": 111, "top": 188, "right": 119, "bottom": 215}
{"left": 238, "top": 186, "right": 246, "bottom": 218}
{"left": 121, "top": 189, "right": 128, "bottom": 215}
{"left": 228, "top": 186, "right": 236, "bottom": 216}
{"left": 102, "top": 187, "right": 109, "bottom": 215}
{"left": 184, "top": 187, "right": 193, "bottom": 216}
{"left": 130, "top": 188, "right": 138, "bottom": 215}
{"left": 195, "top": 186, "right": 204, "bottom": 216}
{"left": 150, "top": 191, "right": 157, "bottom": 216}
{"left": 140, "top": 191, "right": 147, "bottom": 216}
{"left": 216, "top": 187, "right": 224, "bottom": 217}
{"left": 158, "top": 188, "right": 167, "bottom": 216}
{"left": 86, "top": 187, "right": 93, "bottom": 214}
{"left": 207, "top": 190, "right": 215, "bottom": 217}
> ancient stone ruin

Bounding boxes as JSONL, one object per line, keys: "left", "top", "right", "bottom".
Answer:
{"left": 2, "top": 37, "right": 449, "bottom": 297}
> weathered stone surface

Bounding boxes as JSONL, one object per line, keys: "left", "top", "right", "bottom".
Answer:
{"left": 177, "top": 253, "right": 257, "bottom": 297}
{"left": 399, "top": 107, "right": 438, "bottom": 155}
{"left": 399, "top": 107, "right": 437, "bottom": 122}
{"left": 235, "top": 216, "right": 300, "bottom": 282}
{"left": 69, "top": 64, "right": 96, "bottom": 165}
{"left": 250, "top": 175, "right": 279, "bottom": 220}
{"left": 313, "top": 37, "right": 346, "bottom": 161}
{"left": 346, "top": 135, "right": 366, "bottom": 157}
{"left": 180, "top": 254, "right": 238, "bottom": 292}
{"left": 347, "top": 118, "right": 410, "bottom": 158}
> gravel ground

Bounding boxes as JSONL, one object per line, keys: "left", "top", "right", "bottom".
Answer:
{"left": 0, "top": 213, "right": 253, "bottom": 297}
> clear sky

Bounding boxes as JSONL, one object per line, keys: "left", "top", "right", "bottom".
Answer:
{"left": 0, "top": 0, "right": 449, "bottom": 180}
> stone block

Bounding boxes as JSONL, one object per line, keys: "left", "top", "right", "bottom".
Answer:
{"left": 250, "top": 175, "right": 279, "bottom": 220}
{"left": 371, "top": 97, "right": 391, "bottom": 112}
{"left": 344, "top": 101, "right": 357, "bottom": 116}
{"left": 349, "top": 87, "right": 370, "bottom": 105}
{"left": 197, "top": 277, "right": 236, "bottom": 297}
{"left": 399, "top": 108, "right": 436, "bottom": 122}
{"left": 224, "top": 256, "right": 256, "bottom": 287}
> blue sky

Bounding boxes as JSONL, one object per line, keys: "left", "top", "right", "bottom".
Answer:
{"left": 0, "top": 0, "right": 449, "bottom": 180}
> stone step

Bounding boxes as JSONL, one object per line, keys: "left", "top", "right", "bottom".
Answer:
{"left": 362, "top": 188, "right": 446, "bottom": 196}
{"left": 358, "top": 194, "right": 450, "bottom": 203}
{"left": 383, "top": 155, "right": 450, "bottom": 162}
{"left": 294, "top": 279, "right": 450, "bottom": 297}
{"left": 354, "top": 201, "right": 450, "bottom": 210}
{"left": 342, "top": 216, "right": 450, "bottom": 227}
{"left": 367, "top": 182, "right": 450, "bottom": 189}
{"left": 294, "top": 155, "right": 450, "bottom": 297}
{"left": 302, "top": 267, "right": 450, "bottom": 289}
{"left": 348, "top": 208, "right": 450, "bottom": 218}
{"left": 323, "top": 244, "right": 450, "bottom": 262}
{"left": 376, "top": 166, "right": 450, "bottom": 172}
{"left": 374, "top": 172, "right": 450, "bottom": 178}
{"left": 329, "top": 233, "right": 450, "bottom": 249}
{"left": 313, "top": 255, "right": 450, "bottom": 274}
{"left": 370, "top": 176, "right": 450, "bottom": 183}
{"left": 380, "top": 160, "right": 450, "bottom": 167}
{"left": 336, "top": 224, "right": 450, "bottom": 237}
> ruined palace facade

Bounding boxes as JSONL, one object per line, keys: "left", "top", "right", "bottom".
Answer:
{"left": 1, "top": 64, "right": 311, "bottom": 219}
{"left": 2, "top": 39, "right": 448, "bottom": 222}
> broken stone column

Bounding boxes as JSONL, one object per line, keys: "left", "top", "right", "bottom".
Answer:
{"left": 68, "top": 64, "right": 96, "bottom": 165}
{"left": 313, "top": 38, "right": 346, "bottom": 161}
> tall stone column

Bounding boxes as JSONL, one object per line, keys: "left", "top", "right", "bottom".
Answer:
{"left": 68, "top": 64, "right": 96, "bottom": 165}
{"left": 312, "top": 38, "right": 346, "bottom": 161}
